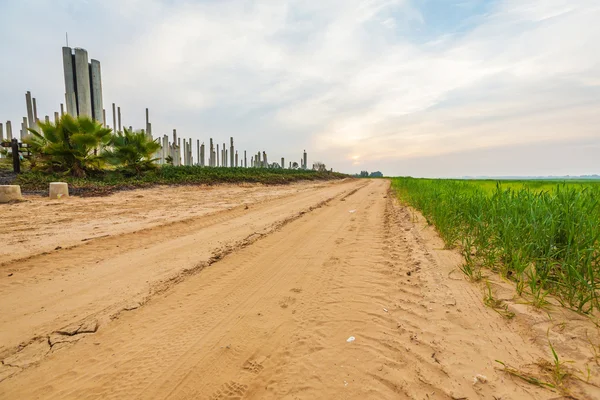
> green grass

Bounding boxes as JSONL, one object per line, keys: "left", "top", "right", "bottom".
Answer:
{"left": 14, "top": 166, "right": 347, "bottom": 196}
{"left": 391, "top": 177, "right": 600, "bottom": 313}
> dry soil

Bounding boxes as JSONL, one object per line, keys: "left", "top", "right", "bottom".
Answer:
{"left": 1, "top": 179, "right": 599, "bottom": 399}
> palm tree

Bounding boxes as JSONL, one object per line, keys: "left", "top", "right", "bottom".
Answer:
{"left": 102, "top": 128, "right": 161, "bottom": 174}
{"left": 26, "top": 114, "right": 112, "bottom": 177}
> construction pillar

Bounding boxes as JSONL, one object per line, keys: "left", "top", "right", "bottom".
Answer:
{"left": 303, "top": 150, "right": 307, "bottom": 170}
{"left": 74, "top": 48, "right": 92, "bottom": 117}
{"left": 54, "top": 112, "right": 59, "bottom": 123}
{"left": 281, "top": 157, "right": 284, "bottom": 169}
{"left": 6, "top": 121, "right": 12, "bottom": 140}
{"left": 90, "top": 59, "right": 104, "bottom": 124}
{"left": 102, "top": 109, "right": 106, "bottom": 127}
{"left": 217, "top": 144, "right": 220, "bottom": 167}
{"left": 0, "top": 123, "right": 3, "bottom": 141}
{"left": 62, "top": 47, "right": 77, "bottom": 116}
{"left": 25, "top": 92, "right": 34, "bottom": 130}
{"left": 230, "top": 137, "right": 234, "bottom": 168}
{"left": 244, "top": 150, "right": 247, "bottom": 168}
{"left": 60, "top": 103, "right": 64, "bottom": 116}
{"left": 33, "top": 98, "right": 39, "bottom": 124}
{"left": 235, "top": 151, "right": 238, "bottom": 167}
{"left": 112, "top": 103, "right": 116, "bottom": 131}
{"left": 263, "top": 151, "right": 268, "bottom": 168}
{"left": 117, "top": 107, "right": 122, "bottom": 131}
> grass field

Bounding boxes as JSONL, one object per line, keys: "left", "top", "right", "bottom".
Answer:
{"left": 391, "top": 177, "right": 600, "bottom": 313}
{"left": 14, "top": 166, "right": 347, "bottom": 196}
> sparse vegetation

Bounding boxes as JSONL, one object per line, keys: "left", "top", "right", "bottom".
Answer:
{"left": 392, "top": 177, "right": 600, "bottom": 313}
{"left": 14, "top": 166, "right": 347, "bottom": 196}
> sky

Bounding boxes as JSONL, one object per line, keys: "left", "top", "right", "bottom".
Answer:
{"left": 0, "top": 0, "right": 599, "bottom": 177}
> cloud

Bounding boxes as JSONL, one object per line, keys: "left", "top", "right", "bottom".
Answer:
{"left": 0, "top": 0, "right": 598, "bottom": 176}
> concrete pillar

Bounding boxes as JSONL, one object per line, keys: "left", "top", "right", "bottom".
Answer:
{"left": 200, "top": 143, "right": 205, "bottom": 167}
{"left": 230, "top": 137, "right": 234, "bottom": 168}
{"left": 117, "top": 107, "right": 122, "bottom": 131}
{"left": 235, "top": 151, "right": 238, "bottom": 167}
{"left": 60, "top": 103, "right": 65, "bottom": 116}
{"left": 45, "top": 115, "right": 50, "bottom": 123}
{"left": 129, "top": 126, "right": 133, "bottom": 132}
{"left": 0, "top": 123, "right": 3, "bottom": 141}
{"left": 223, "top": 143, "right": 226, "bottom": 166}
{"left": 90, "top": 59, "right": 103, "bottom": 124}
{"left": 21, "top": 117, "right": 28, "bottom": 140}
{"left": 225, "top": 149, "right": 228, "bottom": 167}
{"left": 217, "top": 144, "right": 220, "bottom": 167}
{"left": 54, "top": 112, "right": 59, "bottom": 123}
{"left": 112, "top": 103, "right": 116, "bottom": 131}
{"left": 244, "top": 150, "right": 247, "bottom": 168}
{"left": 209, "top": 138, "right": 214, "bottom": 167}
{"left": 145, "top": 108, "right": 150, "bottom": 136}
{"left": 33, "top": 98, "right": 39, "bottom": 124}
{"left": 251, "top": 156, "right": 254, "bottom": 168}
{"left": 6, "top": 121, "right": 12, "bottom": 140}
{"left": 256, "top": 151, "right": 261, "bottom": 167}
{"left": 289, "top": 161, "right": 291, "bottom": 169}
{"left": 303, "top": 150, "right": 307, "bottom": 170}
{"left": 102, "top": 109, "right": 106, "bottom": 127}
{"left": 281, "top": 157, "right": 284, "bottom": 169}
{"left": 74, "top": 48, "right": 92, "bottom": 117}
{"left": 263, "top": 151, "right": 268, "bottom": 168}
{"left": 62, "top": 47, "right": 77, "bottom": 116}
{"left": 25, "top": 92, "right": 34, "bottom": 130}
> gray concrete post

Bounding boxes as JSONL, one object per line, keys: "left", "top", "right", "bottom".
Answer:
{"left": 303, "top": 150, "right": 307, "bottom": 170}
{"left": 251, "top": 156, "right": 254, "bottom": 168}
{"left": 225, "top": 149, "right": 228, "bottom": 167}
{"left": 217, "top": 144, "right": 220, "bottom": 167}
{"left": 62, "top": 47, "right": 78, "bottom": 116}
{"left": 74, "top": 48, "right": 92, "bottom": 117}
{"left": 60, "top": 103, "right": 65, "bottom": 116}
{"left": 25, "top": 92, "right": 34, "bottom": 130}
{"left": 21, "top": 117, "right": 28, "bottom": 140}
{"left": 33, "top": 98, "right": 39, "bottom": 124}
{"left": 244, "top": 150, "right": 247, "bottom": 168}
{"left": 102, "top": 109, "right": 106, "bottom": 127}
{"left": 54, "top": 112, "right": 59, "bottom": 123}
{"left": 6, "top": 121, "right": 12, "bottom": 140}
{"left": 117, "top": 107, "right": 122, "bottom": 131}
{"left": 45, "top": 116, "right": 50, "bottom": 123}
{"left": 0, "top": 123, "right": 3, "bottom": 141}
{"left": 145, "top": 108, "right": 150, "bottom": 135}
{"left": 263, "top": 151, "right": 268, "bottom": 168}
{"left": 281, "top": 157, "right": 284, "bottom": 169}
{"left": 235, "top": 151, "right": 238, "bottom": 167}
{"left": 201, "top": 143, "right": 205, "bottom": 167}
{"left": 230, "top": 137, "right": 234, "bottom": 168}
{"left": 112, "top": 103, "right": 116, "bottom": 131}
{"left": 90, "top": 59, "right": 104, "bottom": 124}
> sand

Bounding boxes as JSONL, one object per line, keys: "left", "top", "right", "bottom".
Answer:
{"left": 1, "top": 179, "right": 599, "bottom": 399}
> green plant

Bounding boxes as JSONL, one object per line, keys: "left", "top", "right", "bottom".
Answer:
{"left": 25, "top": 114, "right": 112, "bottom": 177}
{"left": 391, "top": 177, "right": 600, "bottom": 313}
{"left": 102, "top": 128, "right": 161, "bottom": 175}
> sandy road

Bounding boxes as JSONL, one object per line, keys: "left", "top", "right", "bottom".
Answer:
{"left": 1, "top": 179, "right": 599, "bottom": 399}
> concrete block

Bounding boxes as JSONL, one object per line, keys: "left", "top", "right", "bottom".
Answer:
{"left": 49, "top": 182, "right": 69, "bottom": 199}
{"left": 0, "top": 185, "right": 22, "bottom": 203}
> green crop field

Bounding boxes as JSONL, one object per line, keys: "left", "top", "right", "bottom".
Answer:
{"left": 391, "top": 177, "right": 600, "bottom": 313}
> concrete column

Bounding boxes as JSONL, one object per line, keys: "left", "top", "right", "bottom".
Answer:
{"left": 230, "top": 137, "right": 234, "bottom": 168}
{"left": 21, "top": 117, "right": 27, "bottom": 140}
{"left": 251, "top": 156, "right": 254, "bottom": 168}
{"left": 33, "top": 98, "right": 39, "bottom": 124}
{"left": 256, "top": 152, "right": 261, "bottom": 167}
{"left": 244, "top": 150, "right": 247, "bottom": 168}
{"left": 0, "top": 123, "right": 3, "bottom": 141}
{"left": 209, "top": 139, "right": 214, "bottom": 167}
{"left": 90, "top": 60, "right": 103, "bottom": 123}
{"left": 102, "top": 109, "right": 106, "bottom": 127}
{"left": 60, "top": 104, "right": 65, "bottom": 116}
{"left": 235, "top": 151, "right": 238, "bottom": 167}
{"left": 6, "top": 121, "right": 12, "bottom": 140}
{"left": 74, "top": 48, "right": 92, "bottom": 117}
{"left": 223, "top": 143, "right": 226, "bottom": 166}
{"left": 129, "top": 126, "right": 133, "bottom": 132}
{"left": 54, "top": 112, "right": 59, "bottom": 123}
{"left": 117, "top": 107, "right": 122, "bottom": 131}
{"left": 225, "top": 149, "right": 228, "bottom": 167}
{"left": 25, "top": 92, "right": 34, "bottom": 130}
{"left": 162, "top": 135, "right": 168, "bottom": 164}
{"left": 45, "top": 115, "right": 50, "bottom": 123}
{"left": 289, "top": 161, "right": 291, "bottom": 169}
{"left": 217, "top": 144, "right": 220, "bottom": 167}
{"left": 62, "top": 47, "right": 77, "bottom": 116}
{"left": 112, "top": 103, "right": 116, "bottom": 131}
{"left": 145, "top": 108, "right": 150, "bottom": 136}
{"left": 303, "top": 150, "right": 307, "bottom": 170}
{"left": 281, "top": 157, "right": 284, "bottom": 169}
{"left": 200, "top": 143, "right": 205, "bottom": 167}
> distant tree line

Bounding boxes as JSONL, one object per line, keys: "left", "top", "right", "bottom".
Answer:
{"left": 352, "top": 171, "right": 383, "bottom": 178}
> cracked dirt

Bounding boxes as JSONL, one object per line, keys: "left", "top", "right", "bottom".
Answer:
{"left": 2, "top": 179, "right": 600, "bottom": 399}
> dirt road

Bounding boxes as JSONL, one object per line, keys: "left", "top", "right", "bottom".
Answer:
{"left": 1, "top": 179, "right": 599, "bottom": 399}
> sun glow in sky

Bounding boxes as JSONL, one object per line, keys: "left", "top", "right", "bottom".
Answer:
{"left": 1, "top": 0, "right": 599, "bottom": 177}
